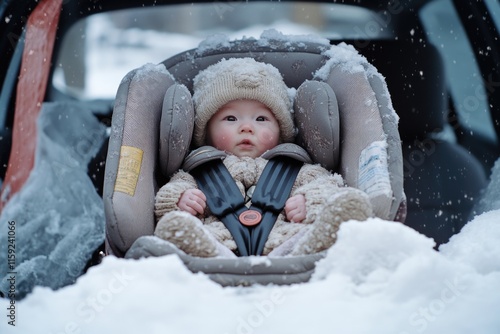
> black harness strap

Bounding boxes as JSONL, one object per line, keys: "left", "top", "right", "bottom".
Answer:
{"left": 191, "top": 155, "right": 302, "bottom": 256}
{"left": 248, "top": 157, "right": 302, "bottom": 255}
{"left": 191, "top": 159, "right": 251, "bottom": 256}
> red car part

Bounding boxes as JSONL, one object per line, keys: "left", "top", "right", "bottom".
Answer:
{"left": 0, "top": 0, "right": 62, "bottom": 211}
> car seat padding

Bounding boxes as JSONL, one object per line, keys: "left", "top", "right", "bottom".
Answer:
{"left": 159, "top": 83, "right": 194, "bottom": 177}
{"left": 321, "top": 62, "right": 394, "bottom": 220}
{"left": 294, "top": 80, "right": 340, "bottom": 171}
{"left": 104, "top": 65, "right": 175, "bottom": 256}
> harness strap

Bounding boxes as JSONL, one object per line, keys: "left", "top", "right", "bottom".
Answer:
{"left": 248, "top": 157, "right": 302, "bottom": 255}
{"left": 190, "top": 147, "right": 304, "bottom": 256}
{"left": 191, "top": 159, "right": 251, "bottom": 256}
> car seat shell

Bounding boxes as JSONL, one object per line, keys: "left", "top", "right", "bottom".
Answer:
{"left": 103, "top": 35, "right": 405, "bottom": 285}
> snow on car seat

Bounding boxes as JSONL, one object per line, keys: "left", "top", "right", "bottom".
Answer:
{"left": 103, "top": 31, "right": 405, "bottom": 285}
{"left": 313, "top": 43, "right": 403, "bottom": 220}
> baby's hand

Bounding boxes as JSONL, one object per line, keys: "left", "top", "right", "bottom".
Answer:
{"left": 285, "top": 194, "right": 306, "bottom": 223}
{"left": 178, "top": 189, "right": 207, "bottom": 216}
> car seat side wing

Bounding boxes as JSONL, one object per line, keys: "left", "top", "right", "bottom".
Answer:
{"left": 104, "top": 64, "right": 175, "bottom": 255}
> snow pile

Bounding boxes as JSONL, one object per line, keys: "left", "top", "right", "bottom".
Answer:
{"left": 131, "top": 63, "right": 174, "bottom": 82}
{"left": 257, "top": 28, "right": 331, "bottom": 49}
{"left": 1, "top": 214, "right": 500, "bottom": 333}
{"left": 473, "top": 159, "right": 500, "bottom": 215}
{"left": 0, "top": 102, "right": 107, "bottom": 299}
{"left": 315, "top": 42, "right": 369, "bottom": 79}
{"left": 196, "top": 33, "right": 232, "bottom": 55}
{"left": 440, "top": 210, "right": 500, "bottom": 275}
{"left": 195, "top": 29, "right": 330, "bottom": 55}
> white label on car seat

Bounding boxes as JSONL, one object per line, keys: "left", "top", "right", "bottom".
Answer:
{"left": 115, "top": 146, "right": 143, "bottom": 196}
{"left": 358, "top": 141, "right": 392, "bottom": 198}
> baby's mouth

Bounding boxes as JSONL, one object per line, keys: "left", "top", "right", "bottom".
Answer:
{"left": 238, "top": 139, "right": 254, "bottom": 147}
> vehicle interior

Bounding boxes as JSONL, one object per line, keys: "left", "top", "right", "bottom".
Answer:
{"left": 1, "top": 0, "right": 499, "bottom": 261}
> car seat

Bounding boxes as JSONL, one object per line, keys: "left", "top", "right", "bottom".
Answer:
{"left": 349, "top": 39, "right": 488, "bottom": 246}
{"left": 103, "top": 34, "right": 405, "bottom": 285}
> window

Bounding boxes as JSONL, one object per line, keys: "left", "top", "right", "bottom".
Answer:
{"left": 420, "top": 0, "right": 497, "bottom": 142}
{"left": 53, "top": 2, "right": 389, "bottom": 100}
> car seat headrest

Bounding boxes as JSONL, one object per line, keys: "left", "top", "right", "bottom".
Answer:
{"left": 162, "top": 38, "right": 330, "bottom": 90}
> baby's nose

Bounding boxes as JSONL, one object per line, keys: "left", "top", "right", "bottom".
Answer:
{"left": 240, "top": 122, "right": 254, "bottom": 132}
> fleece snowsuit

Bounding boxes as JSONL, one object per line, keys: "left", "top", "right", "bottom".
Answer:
{"left": 154, "top": 154, "right": 373, "bottom": 257}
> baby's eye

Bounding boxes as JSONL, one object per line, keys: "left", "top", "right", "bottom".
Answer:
{"left": 256, "top": 116, "right": 267, "bottom": 121}
{"left": 224, "top": 115, "right": 237, "bottom": 121}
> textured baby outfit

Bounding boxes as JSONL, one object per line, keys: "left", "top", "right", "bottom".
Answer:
{"left": 154, "top": 155, "right": 373, "bottom": 257}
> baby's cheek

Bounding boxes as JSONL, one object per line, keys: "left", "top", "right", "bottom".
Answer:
{"left": 210, "top": 128, "right": 232, "bottom": 150}
{"left": 261, "top": 131, "right": 279, "bottom": 146}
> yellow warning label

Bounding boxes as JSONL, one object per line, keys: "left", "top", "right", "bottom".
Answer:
{"left": 114, "top": 146, "right": 143, "bottom": 196}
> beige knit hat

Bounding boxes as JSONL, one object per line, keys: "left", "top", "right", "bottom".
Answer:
{"left": 192, "top": 57, "right": 295, "bottom": 147}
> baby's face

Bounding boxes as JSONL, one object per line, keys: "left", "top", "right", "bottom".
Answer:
{"left": 206, "top": 100, "right": 280, "bottom": 158}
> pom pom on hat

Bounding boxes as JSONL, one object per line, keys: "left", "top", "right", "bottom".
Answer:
{"left": 192, "top": 58, "right": 295, "bottom": 147}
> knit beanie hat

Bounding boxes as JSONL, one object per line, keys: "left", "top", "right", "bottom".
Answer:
{"left": 192, "top": 57, "right": 295, "bottom": 147}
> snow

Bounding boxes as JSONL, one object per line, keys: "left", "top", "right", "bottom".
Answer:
{"left": 1, "top": 24, "right": 500, "bottom": 334}
{"left": 314, "top": 42, "right": 368, "bottom": 79}
{"left": 1, "top": 213, "right": 500, "bottom": 333}
{"left": 258, "top": 28, "right": 331, "bottom": 49}
{"left": 440, "top": 210, "right": 500, "bottom": 275}
{"left": 133, "top": 63, "right": 173, "bottom": 82}
{"left": 194, "top": 28, "right": 330, "bottom": 55}
{"left": 473, "top": 158, "right": 500, "bottom": 215}
{"left": 196, "top": 33, "right": 232, "bottom": 55}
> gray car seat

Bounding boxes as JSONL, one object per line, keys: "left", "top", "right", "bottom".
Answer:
{"left": 349, "top": 40, "right": 488, "bottom": 246}
{"left": 103, "top": 36, "right": 405, "bottom": 285}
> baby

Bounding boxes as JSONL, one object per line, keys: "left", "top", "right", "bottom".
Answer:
{"left": 154, "top": 58, "right": 373, "bottom": 257}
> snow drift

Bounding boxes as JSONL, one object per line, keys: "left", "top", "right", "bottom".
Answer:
{"left": 1, "top": 211, "right": 500, "bottom": 333}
